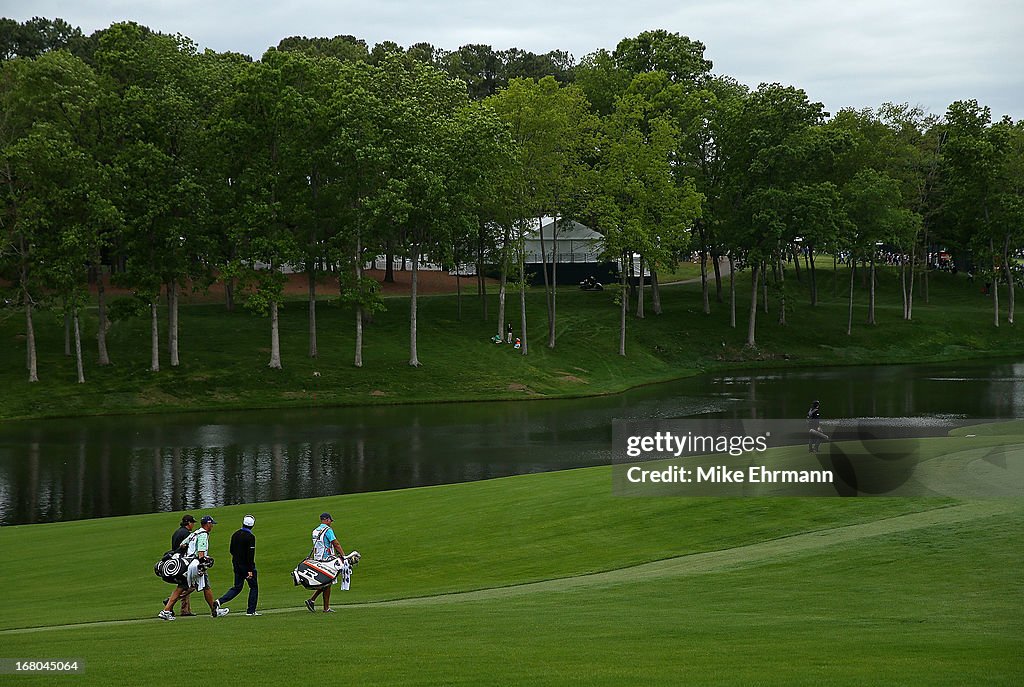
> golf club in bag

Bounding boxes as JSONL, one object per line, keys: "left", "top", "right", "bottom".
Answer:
{"left": 292, "top": 551, "right": 361, "bottom": 590}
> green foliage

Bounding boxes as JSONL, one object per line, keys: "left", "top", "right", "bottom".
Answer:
{"left": 107, "top": 295, "right": 150, "bottom": 321}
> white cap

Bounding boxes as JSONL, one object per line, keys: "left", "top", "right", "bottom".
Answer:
{"left": 242, "top": 515, "right": 255, "bottom": 527}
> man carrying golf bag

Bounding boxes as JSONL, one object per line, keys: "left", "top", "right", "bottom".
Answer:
{"left": 158, "top": 515, "right": 229, "bottom": 620}
{"left": 293, "top": 513, "right": 357, "bottom": 614}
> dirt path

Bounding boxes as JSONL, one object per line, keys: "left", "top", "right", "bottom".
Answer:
{"left": 2, "top": 500, "right": 1013, "bottom": 635}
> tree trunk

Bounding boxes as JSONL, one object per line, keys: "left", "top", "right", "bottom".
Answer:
{"left": 809, "top": 245, "right": 818, "bottom": 306}
{"left": 762, "top": 260, "right": 769, "bottom": 314}
{"left": 991, "top": 237, "right": 1000, "bottom": 328}
{"left": 629, "top": 254, "right": 638, "bottom": 311}
{"left": 478, "top": 221, "right": 488, "bottom": 322}
{"left": 833, "top": 253, "right": 838, "bottom": 298}
{"left": 777, "top": 255, "right": 786, "bottom": 326}
{"left": 456, "top": 262, "right": 463, "bottom": 321}
{"left": 519, "top": 243, "right": 528, "bottom": 357}
{"left": 746, "top": 264, "right": 759, "bottom": 347}
{"left": 97, "top": 267, "right": 110, "bottom": 365}
{"left": 906, "top": 244, "right": 916, "bottom": 321}
{"left": 538, "top": 215, "right": 553, "bottom": 341}
{"left": 636, "top": 255, "right": 645, "bottom": 319}
{"left": 409, "top": 242, "right": 421, "bottom": 366}
{"left": 225, "top": 276, "right": 235, "bottom": 311}
{"left": 900, "top": 255, "right": 908, "bottom": 319}
{"left": 791, "top": 243, "right": 802, "bottom": 282}
{"left": 923, "top": 228, "right": 930, "bottom": 305}
{"left": 868, "top": 255, "right": 876, "bottom": 325}
{"left": 150, "top": 302, "right": 160, "bottom": 372}
{"left": 496, "top": 224, "right": 509, "bottom": 338}
{"left": 729, "top": 254, "right": 736, "bottom": 329}
{"left": 354, "top": 232, "right": 364, "bottom": 368}
{"left": 713, "top": 252, "right": 723, "bottom": 303}
{"left": 63, "top": 302, "right": 71, "bottom": 357}
{"left": 26, "top": 300, "right": 38, "bottom": 382}
{"left": 73, "top": 309, "right": 85, "bottom": 384}
{"left": 700, "top": 249, "right": 710, "bottom": 315}
{"left": 308, "top": 267, "right": 318, "bottom": 358}
{"left": 847, "top": 263, "right": 856, "bottom": 336}
{"left": 619, "top": 250, "right": 628, "bottom": 356}
{"left": 384, "top": 245, "right": 395, "bottom": 283}
{"left": 651, "top": 269, "right": 662, "bottom": 315}
{"left": 697, "top": 223, "right": 709, "bottom": 314}
{"left": 268, "top": 299, "right": 282, "bottom": 369}
{"left": 168, "top": 280, "right": 180, "bottom": 367}
{"left": 1002, "top": 233, "right": 1015, "bottom": 325}
{"left": 548, "top": 217, "right": 558, "bottom": 349}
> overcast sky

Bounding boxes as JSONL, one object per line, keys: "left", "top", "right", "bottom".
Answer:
{"left": 5, "top": 0, "right": 1022, "bottom": 120}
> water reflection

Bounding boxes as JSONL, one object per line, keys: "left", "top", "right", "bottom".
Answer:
{"left": 1, "top": 359, "right": 1022, "bottom": 525}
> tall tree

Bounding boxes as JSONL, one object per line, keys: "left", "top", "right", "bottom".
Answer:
{"left": 943, "top": 101, "right": 1020, "bottom": 326}
{"left": 584, "top": 80, "right": 701, "bottom": 355}
{"left": 96, "top": 24, "right": 209, "bottom": 368}
{"left": 842, "top": 168, "right": 921, "bottom": 330}
{"left": 374, "top": 55, "right": 468, "bottom": 366}
{"left": 486, "top": 76, "right": 593, "bottom": 349}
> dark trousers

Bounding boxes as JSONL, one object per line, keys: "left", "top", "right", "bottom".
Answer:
{"left": 218, "top": 568, "right": 258, "bottom": 614}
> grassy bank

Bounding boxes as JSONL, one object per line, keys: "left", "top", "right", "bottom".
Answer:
{"left": 0, "top": 440, "right": 1020, "bottom": 685}
{"left": 1, "top": 266, "right": 1020, "bottom": 421}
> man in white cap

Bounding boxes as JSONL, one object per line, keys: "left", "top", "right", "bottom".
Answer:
{"left": 216, "top": 514, "right": 260, "bottom": 616}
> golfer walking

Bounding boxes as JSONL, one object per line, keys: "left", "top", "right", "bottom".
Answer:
{"left": 216, "top": 514, "right": 260, "bottom": 616}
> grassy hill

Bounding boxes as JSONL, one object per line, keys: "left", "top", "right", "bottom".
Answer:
{"left": 1, "top": 267, "right": 1021, "bottom": 421}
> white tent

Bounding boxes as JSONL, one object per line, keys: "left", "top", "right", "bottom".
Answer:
{"left": 523, "top": 219, "right": 604, "bottom": 264}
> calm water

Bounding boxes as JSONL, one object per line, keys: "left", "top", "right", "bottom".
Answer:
{"left": 1, "top": 359, "right": 1023, "bottom": 525}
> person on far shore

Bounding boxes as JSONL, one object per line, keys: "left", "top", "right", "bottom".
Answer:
{"left": 807, "top": 400, "right": 827, "bottom": 453}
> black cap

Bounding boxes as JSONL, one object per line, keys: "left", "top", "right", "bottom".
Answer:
{"left": 201, "top": 515, "right": 217, "bottom": 525}
{"left": 181, "top": 514, "right": 196, "bottom": 525}
{"left": 320, "top": 512, "right": 333, "bottom": 521}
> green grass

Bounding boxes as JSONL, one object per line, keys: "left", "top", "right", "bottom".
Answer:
{"left": 0, "top": 443, "right": 1020, "bottom": 685}
{"left": 1, "top": 266, "right": 1020, "bottom": 421}
{"left": 654, "top": 259, "right": 706, "bottom": 282}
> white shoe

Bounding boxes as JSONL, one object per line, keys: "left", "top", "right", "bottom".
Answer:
{"left": 158, "top": 610, "right": 175, "bottom": 621}
{"left": 215, "top": 608, "right": 229, "bottom": 618}
{"left": 245, "top": 612, "right": 262, "bottom": 616}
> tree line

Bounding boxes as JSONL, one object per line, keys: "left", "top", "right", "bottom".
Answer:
{"left": 2, "top": 18, "right": 1022, "bottom": 384}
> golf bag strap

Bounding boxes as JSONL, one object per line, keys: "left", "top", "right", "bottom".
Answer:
{"left": 179, "top": 530, "right": 201, "bottom": 552}
{"left": 309, "top": 525, "right": 331, "bottom": 560}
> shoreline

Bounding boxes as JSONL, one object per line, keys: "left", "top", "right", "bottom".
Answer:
{"left": 2, "top": 348, "right": 1016, "bottom": 425}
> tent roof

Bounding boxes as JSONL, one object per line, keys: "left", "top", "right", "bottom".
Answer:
{"left": 527, "top": 219, "right": 603, "bottom": 241}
